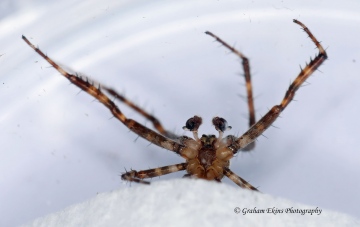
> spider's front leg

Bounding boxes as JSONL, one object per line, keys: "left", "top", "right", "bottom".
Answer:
{"left": 101, "top": 86, "right": 180, "bottom": 139}
{"left": 122, "top": 163, "right": 188, "bottom": 184}
{"left": 233, "top": 19, "right": 328, "bottom": 151}
{"left": 22, "top": 35, "right": 184, "bottom": 155}
{"left": 205, "top": 31, "right": 256, "bottom": 151}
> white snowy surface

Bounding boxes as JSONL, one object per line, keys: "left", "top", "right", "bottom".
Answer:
{"left": 21, "top": 180, "right": 360, "bottom": 227}
{"left": 1, "top": 1, "right": 360, "bottom": 226}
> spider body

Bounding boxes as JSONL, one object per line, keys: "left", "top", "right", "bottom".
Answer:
{"left": 22, "top": 19, "right": 327, "bottom": 191}
{"left": 183, "top": 135, "right": 229, "bottom": 181}
{"left": 183, "top": 134, "right": 225, "bottom": 180}
{"left": 180, "top": 116, "right": 236, "bottom": 182}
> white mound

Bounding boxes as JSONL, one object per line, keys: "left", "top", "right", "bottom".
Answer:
{"left": 21, "top": 179, "right": 359, "bottom": 227}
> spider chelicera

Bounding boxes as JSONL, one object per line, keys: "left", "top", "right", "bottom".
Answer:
{"left": 23, "top": 19, "right": 327, "bottom": 191}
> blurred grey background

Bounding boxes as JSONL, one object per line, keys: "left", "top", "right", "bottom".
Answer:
{"left": 1, "top": 0, "right": 360, "bottom": 226}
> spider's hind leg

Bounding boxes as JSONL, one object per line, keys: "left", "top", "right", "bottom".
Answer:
{"left": 223, "top": 167, "right": 259, "bottom": 191}
{"left": 122, "top": 163, "right": 188, "bottom": 184}
{"left": 205, "top": 31, "right": 256, "bottom": 151}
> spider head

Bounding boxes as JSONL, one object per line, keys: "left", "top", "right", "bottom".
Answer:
{"left": 183, "top": 116, "right": 232, "bottom": 143}
{"left": 200, "top": 134, "right": 217, "bottom": 148}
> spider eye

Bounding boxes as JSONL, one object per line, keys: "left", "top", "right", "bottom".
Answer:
{"left": 212, "top": 117, "right": 232, "bottom": 132}
{"left": 182, "top": 115, "right": 202, "bottom": 131}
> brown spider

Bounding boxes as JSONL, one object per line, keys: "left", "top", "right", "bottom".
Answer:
{"left": 22, "top": 19, "right": 327, "bottom": 191}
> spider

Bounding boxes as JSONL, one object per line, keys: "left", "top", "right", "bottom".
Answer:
{"left": 22, "top": 19, "right": 327, "bottom": 191}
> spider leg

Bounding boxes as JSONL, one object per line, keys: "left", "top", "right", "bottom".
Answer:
{"left": 225, "top": 19, "right": 328, "bottom": 152}
{"left": 122, "top": 163, "right": 188, "bottom": 184}
{"left": 223, "top": 167, "right": 259, "bottom": 191}
{"left": 101, "top": 86, "right": 179, "bottom": 139}
{"left": 205, "top": 31, "right": 256, "bottom": 151}
{"left": 22, "top": 35, "right": 185, "bottom": 155}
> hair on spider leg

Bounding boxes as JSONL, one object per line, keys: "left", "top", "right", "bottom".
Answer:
{"left": 75, "top": 88, "right": 84, "bottom": 96}
{"left": 133, "top": 134, "right": 141, "bottom": 143}
{"left": 145, "top": 141, "right": 155, "bottom": 148}
{"left": 269, "top": 124, "right": 280, "bottom": 129}
{"left": 299, "top": 81, "right": 312, "bottom": 88}
{"left": 237, "top": 93, "right": 261, "bottom": 103}
{"left": 316, "top": 68, "right": 325, "bottom": 74}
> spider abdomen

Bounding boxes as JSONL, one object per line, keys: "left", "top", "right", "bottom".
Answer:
{"left": 185, "top": 139, "right": 231, "bottom": 181}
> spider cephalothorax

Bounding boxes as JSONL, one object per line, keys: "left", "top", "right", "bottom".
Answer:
{"left": 180, "top": 116, "right": 233, "bottom": 182}
{"left": 23, "top": 19, "right": 327, "bottom": 191}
